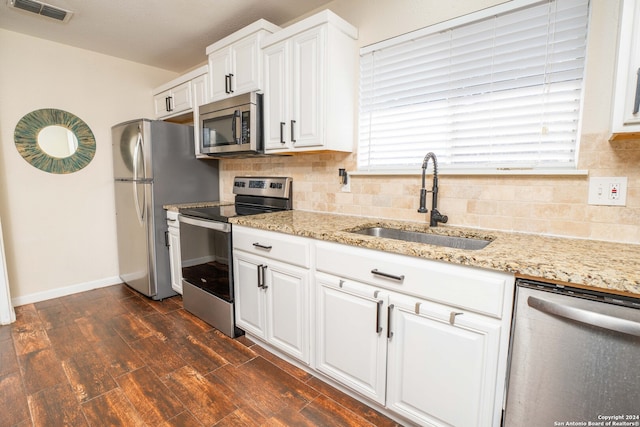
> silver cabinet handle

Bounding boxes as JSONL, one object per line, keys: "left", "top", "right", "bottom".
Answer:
{"left": 252, "top": 242, "right": 272, "bottom": 250}
{"left": 528, "top": 296, "right": 640, "bottom": 337}
{"left": 371, "top": 269, "right": 405, "bottom": 282}
{"left": 387, "top": 304, "right": 394, "bottom": 339}
{"left": 257, "top": 264, "right": 268, "bottom": 289}
{"left": 290, "top": 120, "right": 296, "bottom": 143}
{"left": 375, "top": 300, "right": 383, "bottom": 334}
{"left": 261, "top": 265, "right": 268, "bottom": 289}
{"left": 256, "top": 264, "right": 263, "bottom": 288}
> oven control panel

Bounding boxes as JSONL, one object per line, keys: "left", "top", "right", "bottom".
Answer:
{"left": 233, "top": 176, "right": 292, "bottom": 199}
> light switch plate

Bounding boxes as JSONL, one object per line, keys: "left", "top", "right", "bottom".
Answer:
{"left": 587, "top": 177, "right": 627, "bottom": 206}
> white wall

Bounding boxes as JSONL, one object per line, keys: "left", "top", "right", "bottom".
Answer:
{"left": 0, "top": 29, "right": 178, "bottom": 302}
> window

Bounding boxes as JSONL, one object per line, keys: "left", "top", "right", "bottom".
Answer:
{"left": 358, "top": 0, "right": 590, "bottom": 172}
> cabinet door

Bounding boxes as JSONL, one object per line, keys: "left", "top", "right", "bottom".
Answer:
{"left": 232, "top": 35, "right": 262, "bottom": 95}
{"left": 291, "top": 27, "right": 325, "bottom": 148}
{"left": 192, "top": 75, "right": 208, "bottom": 157}
{"left": 170, "top": 81, "right": 192, "bottom": 114}
{"left": 612, "top": 0, "right": 640, "bottom": 132}
{"left": 233, "top": 251, "right": 267, "bottom": 339}
{"left": 265, "top": 259, "right": 310, "bottom": 363}
{"left": 209, "top": 48, "right": 232, "bottom": 102}
{"left": 167, "top": 223, "right": 182, "bottom": 294}
{"left": 263, "top": 41, "right": 290, "bottom": 151}
{"left": 153, "top": 83, "right": 192, "bottom": 118}
{"left": 387, "top": 295, "right": 501, "bottom": 427}
{"left": 153, "top": 89, "right": 171, "bottom": 116}
{"left": 315, "top": 274, "right": 388, "bottom": 405}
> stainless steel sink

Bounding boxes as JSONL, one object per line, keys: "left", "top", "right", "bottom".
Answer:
{"left": 350, "top": 227, "right": 492, "bottom": 250}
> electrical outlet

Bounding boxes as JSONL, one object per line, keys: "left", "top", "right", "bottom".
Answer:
{"left": 609, "top": 183, "right": 620, "bottom": 200}
{"left": 588, "top": 177, "right": 627, "bottom": 206}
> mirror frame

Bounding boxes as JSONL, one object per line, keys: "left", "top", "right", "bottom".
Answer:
{"left": 14, "top": 108, "right": 96, "bottom": 174}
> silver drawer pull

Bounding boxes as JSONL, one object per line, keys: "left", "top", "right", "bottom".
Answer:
{"left": 371, "top": 269, "right": 405, "bottom": 282}
{"left": 252, "top": 242, "right": 273, "bottom": 250}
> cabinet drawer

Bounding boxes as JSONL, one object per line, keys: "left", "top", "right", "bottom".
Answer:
{"left": 233, "top": 226, "right": 310, "bottom": 268}
{"left": 316, "top": 241, "right": 511, "bottom": 318}
{"left": 166, "top": 210, "right": 179, "bottom": 222}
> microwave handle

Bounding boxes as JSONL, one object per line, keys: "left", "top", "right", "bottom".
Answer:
{"left": 232, "top": 110, "right": 241, "bottom": 144}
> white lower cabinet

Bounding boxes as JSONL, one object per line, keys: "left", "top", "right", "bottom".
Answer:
{"left": 315, "top": 273, "right": 388, "bottom": 405}
{"left": 166, "top": 211, "right": 182, "bottom": 294}
{"left": 232, "top": 226, "right": 513, "bottom": 426}
{"left": 315, "top": 271, "right": 503, "bottom": 426}
{"left": 386, "top": 293, "right": 501, "bottom": 427}
{"left": 232, "top": 226, "right": 311, "bottom": 364}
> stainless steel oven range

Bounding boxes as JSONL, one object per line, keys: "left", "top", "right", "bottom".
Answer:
{"left": 178, "top": 176, "right": 292, "bottom": 338}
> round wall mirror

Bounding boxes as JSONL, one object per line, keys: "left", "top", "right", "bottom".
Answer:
{"left": 38, "top": 125, "right": 79, "bottom": 158}
{"left": 14, "top": 108, "right": 96, "bottom": 174}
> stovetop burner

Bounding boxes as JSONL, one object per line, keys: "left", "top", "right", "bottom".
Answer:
{"left": 179, "top": 177, "right": 292, "bottom": 222}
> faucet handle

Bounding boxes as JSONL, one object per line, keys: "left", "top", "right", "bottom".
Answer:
{"left": 431, "top": 209, "right": 448, "bottom": 225}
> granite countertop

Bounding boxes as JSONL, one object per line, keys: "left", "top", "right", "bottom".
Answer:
{"left": 229, "top": 210, "right": 640, "bottom": 297}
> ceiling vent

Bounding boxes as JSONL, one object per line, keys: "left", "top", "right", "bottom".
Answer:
{"left": 7, "top": 0, "right": 73, "bottom": 23}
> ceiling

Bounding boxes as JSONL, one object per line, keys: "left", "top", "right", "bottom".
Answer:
{"left": 0, "top": 0, "right": 333, "bottom": 72}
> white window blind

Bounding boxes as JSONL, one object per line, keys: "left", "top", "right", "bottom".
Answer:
{"left": 358, "top": 0, "right": 590, "bottom": 172}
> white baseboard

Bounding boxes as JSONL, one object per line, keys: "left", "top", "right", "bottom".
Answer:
{"left": 11, "top": 276, "right": 122, "bottom": 307}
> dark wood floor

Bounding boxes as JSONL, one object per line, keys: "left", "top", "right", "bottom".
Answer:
{"left": 0, "top": 284, "right": 402, "bottom": 426}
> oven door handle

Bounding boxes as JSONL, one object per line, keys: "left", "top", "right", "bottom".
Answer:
{"left": 528, "top": 295, "right": 640, "bottom": 337}
{"left": 178, "top": 215, "right": 231, "bottom": 232}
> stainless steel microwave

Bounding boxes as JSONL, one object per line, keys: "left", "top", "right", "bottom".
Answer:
{"left": 200, "top": 92, "right": 263, "bottom": 156}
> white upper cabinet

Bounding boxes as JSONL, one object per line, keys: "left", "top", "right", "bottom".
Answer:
{"left": 611, "top": 0, "right": 640, "bottom": 136}
{"left": 206, "top": 19, "right": 280, "bottom": 102}
{"left": 153, "top": 81, "right": 192, "bottom": 118}
{"left": 191, "top": 73, "right": 209, "bottom": 158}
{"left": 262, "top": 10, "right": 358, "bottom": 153}
{"left": 152, "top": 65, "right": 208, "bottom": 120}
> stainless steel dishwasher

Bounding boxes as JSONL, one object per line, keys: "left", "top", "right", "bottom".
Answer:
{"left": 504, "top": 279, "right": 640, "bottom": 426}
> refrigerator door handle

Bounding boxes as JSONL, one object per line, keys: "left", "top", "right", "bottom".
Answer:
{"left": 528, "top": 295, "right": 640, "bottom": 337}
{"left": 132, "top": 132, "right": 145, "bottom": 223}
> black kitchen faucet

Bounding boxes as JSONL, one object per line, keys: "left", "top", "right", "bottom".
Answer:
{"left": 418, "top": 152, "right": 448, "bottom": 227}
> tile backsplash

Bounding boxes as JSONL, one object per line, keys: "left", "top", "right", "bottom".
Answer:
{"left": 220, "top": 133, "right": 640, "bottom": 244}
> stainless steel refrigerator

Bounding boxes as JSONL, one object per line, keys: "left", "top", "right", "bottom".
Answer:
{"left": 112, "top": 119, "right": 219, "bottom": 300}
